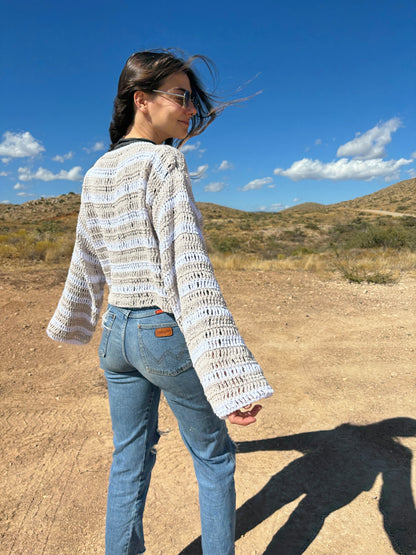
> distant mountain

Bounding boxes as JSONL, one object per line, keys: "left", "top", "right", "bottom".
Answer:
{"left": 2, "top": 178, "right": 416, "bottom": 262}
{"left": 280, "top": 178, "right": 416, "bottom": 216}
{"left": 1, "top": 178, "right": 415, "bottom": 224}
{"left": 0, "top": 192, "right": 81, "bottom": 224}
{"left": 281, "top": 202, "right": 326, "bottom": 213}
{"left": 333, "top": 177, "right": 416, "bottom": 214}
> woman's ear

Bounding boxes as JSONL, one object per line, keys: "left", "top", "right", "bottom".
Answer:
{"left": 134, "top": 91, "right": 148, "bottom": 112}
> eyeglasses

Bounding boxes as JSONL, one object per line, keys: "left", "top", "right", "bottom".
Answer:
{"left": 152, "top": 89, "right": 196, "bottom": 108}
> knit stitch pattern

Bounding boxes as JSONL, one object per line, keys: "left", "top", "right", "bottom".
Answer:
{"left": 47, "top": 142, "right": 273, "bottom": 417}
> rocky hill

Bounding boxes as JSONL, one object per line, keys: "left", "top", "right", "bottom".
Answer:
{"left": 1, "top": 178, "right": 415, "bottom": 262}
{"left": 1, "top": 177, "right": 415, "bottom": 223}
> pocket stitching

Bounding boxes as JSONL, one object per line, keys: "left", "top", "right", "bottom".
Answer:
{"left": 99, "top": 312, "right": 116, "bottom": 358}
{"left": 137, "top": 326, "right": 193, "bottom": 376}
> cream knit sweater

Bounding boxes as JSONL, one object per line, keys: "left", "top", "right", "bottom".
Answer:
{"left": 47, "top": 141, "right": 273, "bottom": 417}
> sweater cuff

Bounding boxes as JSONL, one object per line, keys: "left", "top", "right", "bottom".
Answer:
{"left": 209, "top": 381, "right": 274, "bottom": 419}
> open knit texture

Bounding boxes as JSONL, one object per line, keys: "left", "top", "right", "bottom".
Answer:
{"left": 47, "top": 142, "right": 273, "bottom": 417}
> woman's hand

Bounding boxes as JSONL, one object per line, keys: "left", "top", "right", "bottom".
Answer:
{"left": 227, "top": 404, "right": 262, "bottom": 426}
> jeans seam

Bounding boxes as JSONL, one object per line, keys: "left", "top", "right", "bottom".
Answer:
{"left": 121, "top": 311, "right": 131, "bottom": 367}
{"left": 125, "top": 386, "right": 157, "bottom": 555}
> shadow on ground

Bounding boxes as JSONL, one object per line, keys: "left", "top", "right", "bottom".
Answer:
{"left": 179, "top": 417, "right": 416, "bottom": 555}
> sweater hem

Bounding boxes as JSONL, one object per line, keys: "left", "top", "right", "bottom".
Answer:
{"left": 214, "top": 385, "right": 274, "bottom": 419}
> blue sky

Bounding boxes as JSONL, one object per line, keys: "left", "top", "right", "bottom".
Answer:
{"left": 1, "top": 0, "right": 415, "bottom": 211}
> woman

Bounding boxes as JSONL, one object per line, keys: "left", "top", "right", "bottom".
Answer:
{"left": 47, "top": 50, "right": 273, "bottom": 555}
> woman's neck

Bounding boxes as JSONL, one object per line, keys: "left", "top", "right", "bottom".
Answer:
{"left": 125, "top": 121, "right": 164, "bottom": 145}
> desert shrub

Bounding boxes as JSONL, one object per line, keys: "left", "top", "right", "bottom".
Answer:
{"left": 330, "top": 220, "right": 416, "bottom": 251}
{"left": 292, "top": 246, "right": 316, "bottom": 256}
{"left": 332, "top": 249, "right": 407, "bottom": 284}
{"left": 209, "top": 234, "right": 241, "bottom": 254}
{"left": 281, "top": 228, "right": 306, "bottom": 241}
{"left": 335, "top": 260, "right": 395, "bottom": 284}
{"left": 402, "top": 216, "right": 416, "bottom": 227}
{"left": 263, "top": 235, "right": 285, "bottom": 257}
{"left": 239, "top": 221, "right": 252, "bottom": 231}
{"left": 0, "top": 227, "right": 75, "bottom": 263}
{"left": 36, "top": 220, "right": 62, "bottom": 234}
{"left": 34, "top": 240, "right": 54, "bottom": 260}
{"left": 0, "top": 243, "right": 17, "bottom": 258}
{"left": 349, "top": 226, "right": 407, "bottom": 249}
{"left": 204, "top": 222, "right": 225, "bottom": 231}
{"left": 44, "top": 236, "right": 74, "bottom": 262}
{"left": 304, "top": 221, "right": 320, "bottom": 231}
{"left": 340, "top": 267, "right": 395, "bottom": 284}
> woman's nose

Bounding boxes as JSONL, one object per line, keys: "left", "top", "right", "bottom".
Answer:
{"left": 186, "top": 102, "right": 197, "bottom": 117}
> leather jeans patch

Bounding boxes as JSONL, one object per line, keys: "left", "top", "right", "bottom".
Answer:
{"left": 155, "top": 327, "right": 173, "bottom": 338}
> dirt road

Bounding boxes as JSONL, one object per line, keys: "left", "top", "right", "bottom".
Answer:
{"left": 1, "top": 267, "right": 415, "bottom": 554}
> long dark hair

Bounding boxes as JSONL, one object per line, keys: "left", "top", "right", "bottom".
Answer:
{"left": 109, "top": 50, "right": 220, "bottom": 149}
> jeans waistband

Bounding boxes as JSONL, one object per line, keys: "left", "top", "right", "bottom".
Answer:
{"left": 107, "top": 305, "right": 164, "bottom": 320}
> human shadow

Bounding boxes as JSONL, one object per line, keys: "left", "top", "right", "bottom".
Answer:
{"left": 179, "top": 417, "right": 416, "bottom": 555}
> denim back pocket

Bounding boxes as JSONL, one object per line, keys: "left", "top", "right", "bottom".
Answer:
{"left": 99, "top": 310, "right": 116, "bottom": 358}
{"left": 137, "top": 319, "right": 193, "bottom": 376}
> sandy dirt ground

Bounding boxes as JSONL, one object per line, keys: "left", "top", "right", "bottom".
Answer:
{"left": 1, "top": 267, "right": 415, "bottom": 555}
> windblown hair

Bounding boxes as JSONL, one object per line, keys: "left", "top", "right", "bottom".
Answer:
{"left": 109, "top": 50, "right": 220, "bottom": 149}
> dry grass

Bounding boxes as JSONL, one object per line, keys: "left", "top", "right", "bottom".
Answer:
{"left": 0, "top": 228, "right": 74, "bottom": 263}
{"left": 337, "top": 177, "right": 416, "bottom": 213}
{"left": 211, "top": 249, "right": 416, "bottom": 283}
{"left": 332, "top": 248, "right": 416, "bottom": 283}
{"left": 210, "top": 252, "right": 329, "bottom": 273}
{"left": 2, "top": 179, "right": 416, "bottom": 282}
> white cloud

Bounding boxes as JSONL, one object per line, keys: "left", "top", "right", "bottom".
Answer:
{"left": 197, "top": 164, "right": 209, "bottom": 177}
{"left": 242, "top": 177, "right": 273, "bottom": 191}
{"left": 0, "top": 131, "right": 44, "bottom": 159}
{"left": 190, "top": 164, "right": 209, "bottom": 180}
{"left": 411, "top": 151, "right": 416, "bottom": 159}
{"left": 14, "top": 182, "right": 27, "bottom": 190}
{"left": 337, "top": 118, "right": 401, "bottom": 160}
{"left": 181, "top": 141, "right": 201, "bottom": 153}
{"left": 315, "top": 139, "right": 322, "bottom": 145}
{"left": 1, "top": 200, "right": 11, "bottom": 204}
{"left": 274, "top": 118, "right": 412, "bottom": 182}
{"left": 84, "top": 142, "right": 105, "bottom": 154}
{"left": 53, "top": 151, "right": 74, "bottom": 163}
{"left": 274, "top": 157, "right": 412, "bottom": 182}
{"left": 204, "top": 181, "right": 225, "bottom": 193}
{"left": 271, "top": 203, "right": 288, "bottom": 211}
{"left": 0, "top": 171, "right": 9, "bottom": 176}
{"left": 293, "top": 197, "right": 301, "bottom": 202}
{"left": 218, "top": 160, "right": 233, "bottom": 171}
{"left": 18, "top": 166, "right": 84, "bottom": 182}
{"left": 17, "top": 191, "right": 34, "bottom": 197}
{"left": 259, "top": 203, "right": 288, "bottom": 212}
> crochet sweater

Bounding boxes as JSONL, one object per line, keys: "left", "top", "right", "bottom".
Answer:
{"left": 47, "top": 141, "right": 273, "bottom": 417}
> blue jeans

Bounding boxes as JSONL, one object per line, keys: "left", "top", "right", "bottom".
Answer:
{"left": 99, "top": 305, "right": 236, "bottom": 555}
